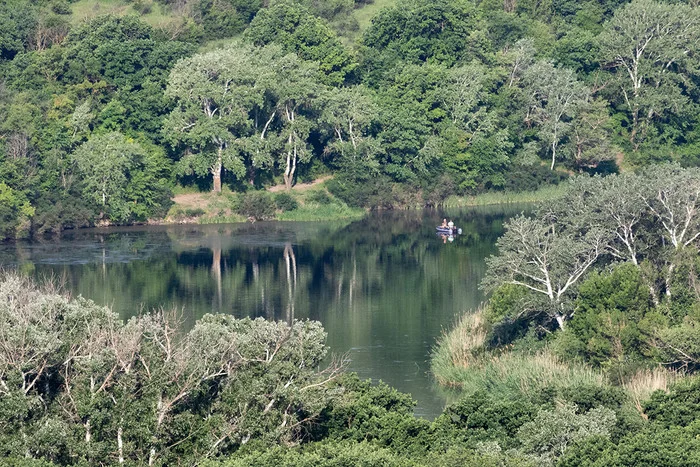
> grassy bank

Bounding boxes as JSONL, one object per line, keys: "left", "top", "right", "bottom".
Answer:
{"left": 431, "top": 308, "right": 605, "bottom": 397}
{"left": 166, "top": 185, "right": 365, "bottom": 225}
{"left": 442, "top": 184, "right": 567, "bottom": 208}
{"left": 432, "top": 306, "right": 683, "bottom": 415}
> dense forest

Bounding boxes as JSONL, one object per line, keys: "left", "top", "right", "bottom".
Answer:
{"left": 1, "top": 0, "right": 698, "bottom": 239}
{"left": 3, "top": 0, "right": 700, "bottom": 464}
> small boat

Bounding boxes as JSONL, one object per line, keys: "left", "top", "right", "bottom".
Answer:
{"left": 436, "top": 226, "right": 462, "bottom": 235}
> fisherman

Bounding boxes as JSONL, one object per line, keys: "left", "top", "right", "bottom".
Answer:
{"left": 440, "top": 218, "right": 448, "bottom": 228}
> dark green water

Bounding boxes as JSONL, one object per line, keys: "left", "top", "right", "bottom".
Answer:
{"left": 0, "top": 205, "right": 524, "bottom": 418}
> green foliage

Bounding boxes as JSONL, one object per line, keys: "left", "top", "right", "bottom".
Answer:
{"left": 361, "top": 0, "right": 485, "bottom": 74}
{"left": 244, "top": 1, "right": 356, "bottom": 85}
{"left": 560, "top": 264, "right": 658, "bottom": 367}
{"left": 274, "top": 192, "right": 299, "bottom": 211}
{"left": 0, "top": 272, "right": 338, "bottom": 465}
{"left": 210, "top": 440, "right": 421, "bottom": 467}
{"left": 71, "top": 132, "right": 173, "bottom": 223}
{"left": 306, "top": 189, "right": 332, "bottom": 205}
{"left": 433, "top": 390, "right": 538, "bottom": 449}
{"left": 0, "top": 182, "right": 34, "bottom": 240}
{"left": 237, "top": 191, "right": 276, "bottom": 220}
{"left": 517, "top": 403, "right": 616, "bottom": 464}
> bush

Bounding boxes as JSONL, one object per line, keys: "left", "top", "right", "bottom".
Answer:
{"left": 237, "top": 191, "right": 276, "bottom": 220}
{"left": 274, "top": 192, "right": 299, "bottom": 212}
{"left": 132, "top": 0, "right": 153, "bottom": 14}
{"left": 50, "top": 0, "right": 71, "bottom": 15}
{"left": 307, "top": 190, "right": 332, "bottom": 205}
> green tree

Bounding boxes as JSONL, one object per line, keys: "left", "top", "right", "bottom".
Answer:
{"left": 71, "top": 132, "right": 171, "bottom": 223}
{"left": 320, "top": 85, "right": 381, "bottom": 177}
{"left": 523, "top": 61, "right": 589, "bottom": 170}
{"left": 164, "top": 45, "right": 264, "bottom": 192}
{"left": 598, "top": 0, "right": 700, "bottom": 152}
{"left": 0, "top": 182, "right": 33, "bottom": 240}
{"left": 244, "top": 0, "right": 355, "bottom": 86}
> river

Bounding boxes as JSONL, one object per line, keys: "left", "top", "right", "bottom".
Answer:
{"left": 0, "top": 205, "right": 525, "bottom": 418}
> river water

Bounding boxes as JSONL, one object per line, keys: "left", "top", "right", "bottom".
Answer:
{"left": 0, "top": 205, "right": 524, "bottom": 418}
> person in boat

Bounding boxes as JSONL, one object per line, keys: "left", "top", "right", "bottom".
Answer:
{"left": 440, "top": 218, "right": 448, "bottom": 228}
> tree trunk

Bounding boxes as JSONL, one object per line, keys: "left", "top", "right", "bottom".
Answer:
{"left": 555, "top": 314, "right": 566, "bottom": 330}
{"left": 283, "top": 133, "right": 295, "bottom": 190}
{"left": 212, "top": 149, "right": 223, "bottom": 193}
{"left": 117, "top": 423, "right": 124, "bottom": 464}
{"left": 550, "top": 139, "right": 557, "bottom": 170}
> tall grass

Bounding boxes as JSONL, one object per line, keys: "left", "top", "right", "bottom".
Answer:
{"left": 435, "top": 348, "right": 605, "bottom": 398}
{"left": 432, "top": 308, "right": 604, "bottom": 398}
{"left": 432, "top": 307, "right": 488, "bottom": 386}
{"left": 624, "top": 367, "right": 680, "bottom": 416}
{"left": 443, "top": 185, "right": 567, "bottom": 208}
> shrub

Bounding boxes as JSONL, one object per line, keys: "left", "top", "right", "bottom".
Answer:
{"left": 307, "top": 190, "right": 332, "bottom": 205}
{"left": 274, "top": 192, "right": 298, "bottom": 212}
{"left": 237, "top": 191, "right": 276, "bottom": 220}
{"left": 51, "top": 0, "right": 71, "bottom": 15}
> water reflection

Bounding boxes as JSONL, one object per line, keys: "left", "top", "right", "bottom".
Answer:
{"left": 0, "top": 205, "right": 526, "bottom": 418}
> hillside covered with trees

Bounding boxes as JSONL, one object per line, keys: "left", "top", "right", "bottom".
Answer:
{"left": 1, "top": 0, "right": 699, "bottom": 239}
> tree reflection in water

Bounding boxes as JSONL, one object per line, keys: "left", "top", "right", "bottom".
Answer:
{"left": 0, "top": 204, "right": 527, "bottom": 418}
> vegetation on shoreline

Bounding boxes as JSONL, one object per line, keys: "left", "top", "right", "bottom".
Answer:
{"left": 2, "top": 0, "right": 698, "bottom": 239}
{"left": 432, "top": 165, "right": 700, "bottom": 464}
{"left": 5, "top": 271, "right": 700, "bottom": 466}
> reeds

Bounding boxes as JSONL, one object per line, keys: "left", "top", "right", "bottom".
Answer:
{"left": 443, "top": 185, "right": 567, "bottom": 208}
{"left": 432, "top": 307, "right": 605, "bottom": 397}
{"left": 623, "top": 367, "right": 680, "bottom": 416}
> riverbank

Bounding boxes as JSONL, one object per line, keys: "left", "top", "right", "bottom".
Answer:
{"left": 165, "top": 181, "right": 564, "bottom": 225}
{"left": 442, "top": 184, "right": 566, "bottom": 207}
{"left": 165, "top": 183, "right": 366, "bottom": 224}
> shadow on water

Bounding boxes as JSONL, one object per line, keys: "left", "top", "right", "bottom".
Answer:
{"left": 0, "top": 204, "right": 529, "bottom": 419}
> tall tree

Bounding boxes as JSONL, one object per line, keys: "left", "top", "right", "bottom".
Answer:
{"left": 483, "top": 213, "right": 609, "bottom": 330}
{"left": 523, "top": 61, "right": 589, "bottom": 170}
{"left": 320, "top": 85, "right": 381, "bottom": 176}
{"left": 71, "top": 132, "right": 171, "bottom": 223}
{"left": 164, "top": 45, "right": 263, "bottom": 192}
{"left": 598, "top": 0, "right": 700, "bottom": 152}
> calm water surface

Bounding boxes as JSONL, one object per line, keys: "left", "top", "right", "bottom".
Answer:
{"left": 0, "top": 205, "right": 525, "bottom": 418}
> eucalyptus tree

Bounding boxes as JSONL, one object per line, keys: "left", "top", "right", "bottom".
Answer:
{"left": 642, "top": 164, "right": 700, "bottom": 298}
{"left": 482, "top": 213, "right": 609, "bottom": 330}
{"left": 164, "top": 45, "right": 264, "bottom": 192}
{"left": 258, "top": 52, "right": 323, "bottom": 190}
{"left": 598, "top": 0, "right": 700, "bottom": 151}
{"left": 320, "top": 85, "right": 381, "bottom": 176}
{"left": 523, "top": 61, "right": 590, "bottom": 170}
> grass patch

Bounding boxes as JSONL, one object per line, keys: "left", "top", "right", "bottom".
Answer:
{"left": 69, "top": 0, "right": 181, "bottom": 28}
{"left": 277, "top": 203, "right": 365, "bottom": 221}
{"left": 432, "top": 307, "right": 488, "bottom": 381}
{"left": 352, "top": 0, "right": 397, "bottom": 32}
{"left": 434, "top": 347, "right": 605, "bottom": 398}
{"left": 443, "top": 185, "right": 567, "bottom": 208}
